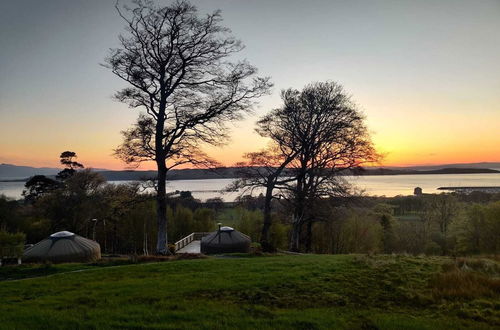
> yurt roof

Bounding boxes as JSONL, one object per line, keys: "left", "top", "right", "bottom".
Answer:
{"left": 23, "top": 231, "right": 101, "bottom": 263}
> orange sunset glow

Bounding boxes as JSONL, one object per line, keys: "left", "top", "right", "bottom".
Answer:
{"left": 2, "top": 2, "right": 500, "bottom": 327}
{"left": 1, "top": 0, "right": 499, "bottom": 170}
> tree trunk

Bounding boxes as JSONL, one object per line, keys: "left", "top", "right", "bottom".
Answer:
{"left": 156, "top": 163, "right": 170, "bottom": 255}
{"left": 290, "top": 181, "right": 305, "bottom": 252}
{"left": 112, "top": 222, "right": 118, "bottom": 254}
{"left": 305, "top": 219, "right": 313, "bottom": 253}
{"left": 290, "top": 199, "right": 304, "bottom": 252}
{"left": 290, "top": 218, "right": 302, "bottom": 252}
{"left": 143, "top": 220, "right": 149, "bottom": 255}
{"left": 260, "top": 183, "right": 275, "bottom": 252}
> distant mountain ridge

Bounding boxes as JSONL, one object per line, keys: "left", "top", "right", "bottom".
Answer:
{"left": 0, "top": 164, "right": 61, "bottom": 180}
{"left": 0, "top": 164, "right": 109, "bottom": 180}
{"left": 98, "top": 167, "right": 500, "bottom": 181}
{"left": 377, "top": 162, "right": 500, "bottom": 171}
{"left": 2, "top": 162, "right": 500, "bottom": 182}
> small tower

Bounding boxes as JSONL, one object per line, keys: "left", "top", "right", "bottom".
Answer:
{"left": 414, "top": 187, "right": 423, "bottom": 196}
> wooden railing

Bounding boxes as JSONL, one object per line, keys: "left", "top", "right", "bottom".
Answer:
{"left": 174, "top": 232, "right": 210, "bottom": 252}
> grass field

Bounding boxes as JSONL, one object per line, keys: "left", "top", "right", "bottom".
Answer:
{"left": 1, "top": 254, "right": 499, "bottom": 329}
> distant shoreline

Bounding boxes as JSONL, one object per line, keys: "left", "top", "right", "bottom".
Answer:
{"left": 1, "top": 167, "right": 499, "bottom": 183}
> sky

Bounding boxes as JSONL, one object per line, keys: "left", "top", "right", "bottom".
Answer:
{"left": 0, "top": 0, "right": 499, "bottom": 170}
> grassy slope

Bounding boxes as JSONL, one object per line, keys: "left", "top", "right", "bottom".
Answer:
{"left": 0, "top": 255, "right": 499, "bottom": 329}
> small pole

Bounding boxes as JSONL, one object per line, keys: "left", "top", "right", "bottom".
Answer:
{"left": 92, "top": 218, "right": 98, "bottom": 241}
{"left": 103, "top": 219, "right": 107, "bottom": 253}
{"left": 217, "top": 223, "right": 222, "bottom": 244}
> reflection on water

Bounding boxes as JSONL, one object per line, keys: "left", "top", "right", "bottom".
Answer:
{"left": 2, "top": 173, "right": 500, "bottom": 202}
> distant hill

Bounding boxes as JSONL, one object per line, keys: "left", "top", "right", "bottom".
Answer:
{"left": 98, "top": 168, "right": 241, "bottom": 181}
{"left": 0, "top": 165, "right": 239, "bottom": 181}
{"left": 0, "top": 164, "right": 110, "bottom": 181}
{"left": 352, "top": 167, "right": 500, "bottom": 176}
{"left": 99, "top": 167, "right": 500, "bottom": 181}
{"left": 378, "top": 162, "right": 500, "bottom": 171}
{"left": 2, "top": 163, "right": 499, "bottom": 181}
{"left": 0, "top": 164, "right": 61, "bottom": 180}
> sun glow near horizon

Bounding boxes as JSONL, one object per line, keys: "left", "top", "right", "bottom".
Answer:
{"left": 1, "top": 92, "right": 499, "bottom": 170}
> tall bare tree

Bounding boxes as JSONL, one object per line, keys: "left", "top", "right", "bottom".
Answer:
{"left": 105, "top": 0, "right": 271, "bottom": 254}
{"left": 233, "top": 82, "right": 376, "bottom": 252}
{"left": 284, "top": 82, "right": 377, "bottom": 252}
{"left": 239, "top": 82, "right": 377, "bottom": 252}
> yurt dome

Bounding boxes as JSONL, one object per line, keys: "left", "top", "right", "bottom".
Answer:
{"left": 23, "top": 231, "right": 101, "bottom": 263}
{"left": 201, "top": 226, "right": 251, "bottom": 254}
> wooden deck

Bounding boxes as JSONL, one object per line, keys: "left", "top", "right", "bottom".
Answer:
{"left": 176, "top": 240, "right": 201, "bottom": 254}
{"left": 174, "top": 232, "right": 209, "bottom": 254}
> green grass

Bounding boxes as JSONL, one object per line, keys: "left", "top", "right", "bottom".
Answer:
{"left": 0, "top": 258, "right": 143, "bottom": 281}
{"left": 1, "top": 254, "right": 499, "bottom": 329}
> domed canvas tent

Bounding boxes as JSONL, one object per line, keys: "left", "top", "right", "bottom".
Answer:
{"left": 23, "top": 231, "right": 101, "bottom": 263}
{"left": 201, "top": 226, "right": 251, "bottom": 254}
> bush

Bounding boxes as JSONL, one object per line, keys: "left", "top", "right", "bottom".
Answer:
{"left": 193, "top": 208, "right": 216, "bottom": 232}
{"left": 232, "top": 207, "right": 263, "bottom": 242}
{"left": 430, "top": 266, "right": 500, "bottom": 300}
{"left": 250, "top": 242, "right": 262, "bottom": 254}
{"left": 269, "top": 221, "right": 289, "bottom": 250}
{"left": 0, "top": 231, "right": 26, "bottom": 259}
{"left": 453, "top": 201, "right": 500, "bottom": 255}
{"left": 424, "top": 241, "right": 442, "bottom": 256}
{"left": 340, "top": 214, "right": 383, "bottom": 254}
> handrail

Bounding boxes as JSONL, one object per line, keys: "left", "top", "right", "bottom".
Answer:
{"left": 174, "top": 232, "right": 211, "bottom": 252}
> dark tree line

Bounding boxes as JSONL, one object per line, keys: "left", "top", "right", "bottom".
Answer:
{"left": 5, "top": 152, "right": 219, "bottom": 254}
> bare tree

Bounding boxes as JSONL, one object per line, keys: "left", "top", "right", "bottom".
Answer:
{"left": 105, "top": 0, "right": 271, "bottom": 254}
{"left": 233, "top": 82, "right": 376, "bottom": 252}
{"left": 285, "top": 82, "right": 377, "bottom": 252}
{"left": 245, "top": 82, "right": 377, "bottom": 252}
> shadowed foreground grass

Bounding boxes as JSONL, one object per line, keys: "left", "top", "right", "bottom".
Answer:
{"left": 1, "top": 254, "right": 499, "bottom": 329}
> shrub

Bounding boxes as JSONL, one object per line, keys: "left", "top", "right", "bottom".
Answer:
{"left": 232, "top": 207, "right": 263, "bottom": 242}
{"left": 0, "top": 231, "right": 26, "bottom": 259}
{"left": 193, "top": 208, "right": 216, "bottom": 232}
{"left": 424, "top": 241, "right": 442, "bottom": 256}
{"left": 250, "top": 242, "right": 262, "bottom": 255}
{"left": 269, "top": 221, "right": 289, "bottom": 250}
{"left": 430, "top": 268, "right": 500, "bottom": 300}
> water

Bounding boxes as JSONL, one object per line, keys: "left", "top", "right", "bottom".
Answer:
{"left": 2, "top": 173, "right": 500, "bottom": 201}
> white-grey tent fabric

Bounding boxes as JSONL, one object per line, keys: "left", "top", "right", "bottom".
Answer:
{"left": 23, "top": 231, "right": 101, "bottom": 263}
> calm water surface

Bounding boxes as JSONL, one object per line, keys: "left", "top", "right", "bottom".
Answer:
{"left": 2, "top": 173, "right": 500, "bottom": 201}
